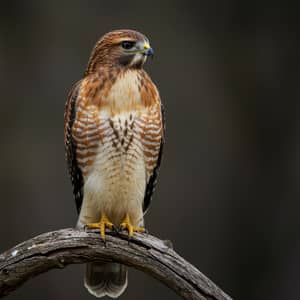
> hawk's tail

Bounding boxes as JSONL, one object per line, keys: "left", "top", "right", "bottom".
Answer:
{"left": 84, "top": 262, "right": 127, "bottom": 298}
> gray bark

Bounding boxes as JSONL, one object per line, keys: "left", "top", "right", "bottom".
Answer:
{"left": 0, "top": 228, "right": 233, "bottom": 300}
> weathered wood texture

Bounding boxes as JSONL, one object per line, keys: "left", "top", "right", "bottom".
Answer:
{"left": 0, "top": 229, "right": 232, "bottom": 300}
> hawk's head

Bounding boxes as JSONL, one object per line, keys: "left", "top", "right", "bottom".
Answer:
{"left": 86, "top": 29, "right": 154, "bottom": 74}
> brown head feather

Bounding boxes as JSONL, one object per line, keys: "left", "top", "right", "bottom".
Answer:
{"left": 85, "top": 29, "right": 149, "bottom": 75}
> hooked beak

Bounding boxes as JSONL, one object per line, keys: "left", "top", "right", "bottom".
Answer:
{"left": 143, "top": 43, "right": 154, "bottom": 58}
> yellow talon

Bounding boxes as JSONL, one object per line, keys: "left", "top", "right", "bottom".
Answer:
{"left": 86, "top": 213, "right": 114, "bottom": 240}
{"left": 120, "top": 213, "right": 145, "bottom": 237}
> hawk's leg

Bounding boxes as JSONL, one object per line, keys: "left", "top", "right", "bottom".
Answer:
{"left": 86, "top": 213, "right": 114, "bottom": 240}
{"left": 120, "top": 213, "right": 145, "bottom": 237}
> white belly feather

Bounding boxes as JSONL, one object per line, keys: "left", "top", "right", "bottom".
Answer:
{"left": 78, "top": 113, "right": 146, "bottom": 227}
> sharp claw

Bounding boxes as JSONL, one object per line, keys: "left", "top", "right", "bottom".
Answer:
{"left": 120, "top": 214, "right": 145, "bottom": 238}
{"left": 85, "top": 213, "right": 115, "bottom": 241}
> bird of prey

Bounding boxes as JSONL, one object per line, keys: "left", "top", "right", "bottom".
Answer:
{"left": 64, "top": 29, "right": 165, "bottom": 298}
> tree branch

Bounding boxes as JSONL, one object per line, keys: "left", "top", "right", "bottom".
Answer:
{"left": 0, "top": 228, "right": 232, "bottom": 300}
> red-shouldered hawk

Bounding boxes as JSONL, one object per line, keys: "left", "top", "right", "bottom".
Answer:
{"left": 64, "top": 29, "right": 165, "bottom": 298}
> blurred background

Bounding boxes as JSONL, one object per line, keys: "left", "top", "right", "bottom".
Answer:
{"left": 0, "top": 1, "right": 299, "bottom": 299}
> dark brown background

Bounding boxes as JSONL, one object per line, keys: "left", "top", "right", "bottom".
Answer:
{"left": 0, "top": 1, "right": 299, "bottom": 300}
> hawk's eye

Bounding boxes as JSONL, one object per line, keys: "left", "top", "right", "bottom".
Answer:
{"left": 121, "top": 41, "right": 135, "bottom": 50}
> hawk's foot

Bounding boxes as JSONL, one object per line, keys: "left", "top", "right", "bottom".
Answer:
{"left": 86, "top": 213, "right": 114, "bottom": 240}
{"left": 120, "top": 213, "right": 145, "bottom": 237}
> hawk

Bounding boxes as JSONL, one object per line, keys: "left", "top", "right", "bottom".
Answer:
{"left": 64, "top": 29, "right": 164, "bottom": 298}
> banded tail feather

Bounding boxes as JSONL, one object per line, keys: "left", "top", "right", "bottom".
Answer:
{"left": 84, "top": 262, "right": 128, "bottom": 298}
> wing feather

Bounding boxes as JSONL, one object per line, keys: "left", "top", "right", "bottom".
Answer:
{"left": 64, "top": 80, "right": 84, "bottom": 213}
{"left": 143, "top": 103, "right": 165, "bottom": 213}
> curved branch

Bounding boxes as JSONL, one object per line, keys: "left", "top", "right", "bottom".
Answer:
{"left": 0, "top": 228, "right": 232, "bottom": 300}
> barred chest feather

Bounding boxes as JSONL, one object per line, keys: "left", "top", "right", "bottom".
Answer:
{"left": 77, "top": 70, "right": 161, "bottom": 227}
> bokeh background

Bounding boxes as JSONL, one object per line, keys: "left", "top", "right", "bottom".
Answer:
{"left": 0, "top": 1, "right": 299, "bottom": 300}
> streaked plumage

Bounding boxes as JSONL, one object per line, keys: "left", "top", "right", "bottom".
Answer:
{"left": 64, "top": 29, "right": 164, "bottom": 298}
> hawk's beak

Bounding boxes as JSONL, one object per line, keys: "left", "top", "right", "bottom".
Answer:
{"left": 143, "top": 43, "right": 154, "bottom": 57}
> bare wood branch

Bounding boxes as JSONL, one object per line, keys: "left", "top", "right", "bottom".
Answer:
{"left": 0, "top": 228, "right": 232, "bottom": 300}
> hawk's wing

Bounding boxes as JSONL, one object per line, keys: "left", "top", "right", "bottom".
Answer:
{"left": 143, "top": 103, "right": 165, "bottom": 214}
{"left": 64, "top": 80, "right": 84, "bottom": 213}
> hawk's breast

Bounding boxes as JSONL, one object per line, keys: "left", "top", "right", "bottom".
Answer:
{"left": 81, "top": 111, "right": 149, "bottom": 225}
{"left": 76, "top": 70, "right": 160, "bottom": 225}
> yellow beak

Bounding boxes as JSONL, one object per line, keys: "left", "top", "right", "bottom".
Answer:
{"left": 142, "top": 43, "right": 154, "bottom": 57}
{"left": 143, "top": 43, "right": 150, "bottom": 50}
